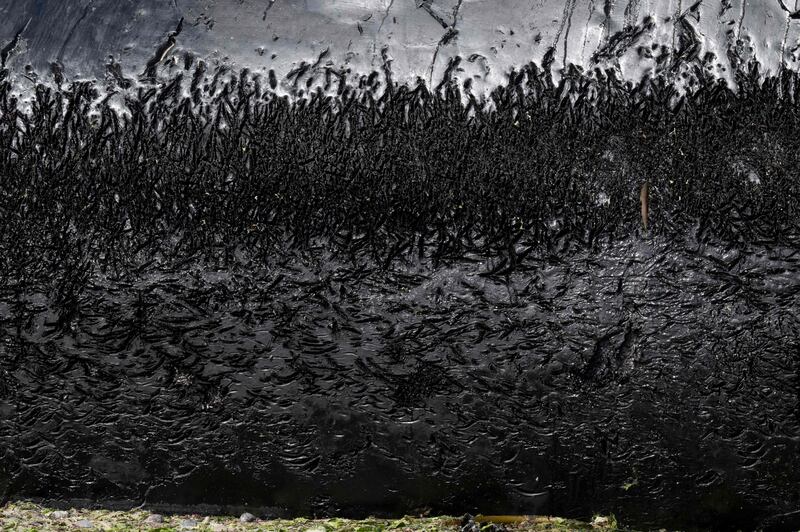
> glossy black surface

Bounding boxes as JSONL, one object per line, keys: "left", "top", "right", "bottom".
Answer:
{"left": 1, "top": 2, "right": 800, "bottom": 531}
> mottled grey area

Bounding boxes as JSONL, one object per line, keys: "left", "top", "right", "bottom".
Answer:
{"left": 1, "top": 1, "right": 800, "bottom": 530}
{"left": 2, "top": 0, "right": 800, "bottom": 92}
{"left": 1, "top": 235, "right": 798, "bottom": 527}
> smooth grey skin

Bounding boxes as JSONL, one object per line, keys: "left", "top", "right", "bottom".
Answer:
{"left": 0, "top": 0, "right": 798, "bottom": 94}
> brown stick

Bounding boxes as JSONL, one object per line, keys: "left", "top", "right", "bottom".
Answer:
{"left": 640, "top": 180, "right": 649, "bottom": 231}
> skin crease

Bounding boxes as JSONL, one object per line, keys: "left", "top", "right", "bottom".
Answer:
{"left": 640, "top": 180, "right": 649, "bottom": 231}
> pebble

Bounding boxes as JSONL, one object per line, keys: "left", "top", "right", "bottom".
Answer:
{"left": 460, "top": 514, "right": 481, "bottom": 532}
{"left": 75, "top": 519, "right": 94, "bottom": 529}
{"left": 50, "top": 510, "right": 70, "bottom": 519}
{"left": 180, "top": 518, "right": 199, "bottom": 529}
{"left": 145, "top": 514, "right": 164, "bottom": 524}
{"left": 240, "top": 512, "right": 257, "bottom": 523}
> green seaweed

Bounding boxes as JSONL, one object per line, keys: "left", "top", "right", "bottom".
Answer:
{"left": 0, "top": 502, "right": 618, "bottom": 531}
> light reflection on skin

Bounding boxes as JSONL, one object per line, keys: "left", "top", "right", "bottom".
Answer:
{"left": 1, "top": 0, "right": 798, "bottom": 95}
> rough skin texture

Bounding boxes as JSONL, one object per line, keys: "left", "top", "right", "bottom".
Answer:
{"left": 0, "top": 61, "right": 799, "bottom": 531}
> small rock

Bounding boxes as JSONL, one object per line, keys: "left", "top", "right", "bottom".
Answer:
{"left": 209, "top": 523, "right": 229, "bottom": 532}
{"left": 75, "top": 519, "right": 94, "bottom": 529}
{"left": 240, "top": 512, "right": 257, "bottom": 523}
{"left": 591, "top": 515, "right": 611, "bottom": 527}
{"left": 50, "top": 510, "right": 70, "bottom": 519}
{"left": 145, "top": 514, "right": 164, "bottom": 524}
{"left": 460, "top": 514, "right": 480, "bottom": 532}
{"left": 180, "top": 518, "right": 199, "bottom": 529}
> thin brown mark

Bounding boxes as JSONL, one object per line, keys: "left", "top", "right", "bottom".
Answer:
{"left": 640, "top": 180, "right": 650, "bottom": 231}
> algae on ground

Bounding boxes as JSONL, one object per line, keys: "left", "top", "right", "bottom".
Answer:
{"left": 0, "top": 502, "right": 617, "bottom": 531}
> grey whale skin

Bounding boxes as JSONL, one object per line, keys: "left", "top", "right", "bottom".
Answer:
{"left": 5, "top": 0, "right": 800, "bottom": 92}
{"left": 0, "top": 1, "right": 800, "bottom": 531}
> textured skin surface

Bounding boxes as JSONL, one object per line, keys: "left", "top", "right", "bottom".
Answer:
{"left": 1, "top": 3, "right": 800, "bottom": 530}
{"left": 1, "top": 237, "right": 799, "bottom": 529}
{"left": 3, "top": 0, "right": 800, "bottom": 92}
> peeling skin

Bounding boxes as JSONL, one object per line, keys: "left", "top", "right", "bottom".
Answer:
{"left": 581, "top": 0, "right": 597, "bottom": 64}
{"left": 779, "top": 0, "right": 800, "bottom": 18}
{"left": 310, "top": 47, "right": 330, "bottom": 70}
{"left": 373, "top": 0, "right": 396, "bottom": 59}
{"left": 602, "top": 0, "right": 616, "bottom": 42}
{"left": 419, "top": 0, "right": 450, "bottom": 29}
{"left": 672, "top": 0, "right": 683, "bottom": 54}
{"left": 781, "top": 13, "right": 791, "bottom": 69}
{"left": 623, "top": 0, "right": 641, "bottom": 28}
{"left": 779, "top": 0, "right": 799, "bottom": 69}
{"left": 428, "top": 0, "right": 464, "bottom": 86}
{"left": 736, "top": 0, "right": 747, "bottom": 44}
{"left": 553, "top": 0, "right": 576, "bottom": 64}
{"left": 7, "top": 0, "right": 800, "bottom": 100}
{"left": 142, "top": 17, "right": 184, "bottom": 80}
{"left": 722, "top": 0, "right": 743, "bottom": 71}
{"left": 263, "top": 0, "right": 276, "bottom": 21}
{"left": 672, "top": 9, "right": 702, "bottom": 68}
{"left": 592, "top": 17, "right": 654, "bottom": 63}
{"left": 452, "top": 1, "right": 465, "bottom": 31}
{"left": 0, "top": 17, "right": 30, "bottom": 68}
{"left": 720, "top": 0, "right": 732, "bottom": 17}
{"left": 377, "top": 0, "right": 395, "bottom": 33}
